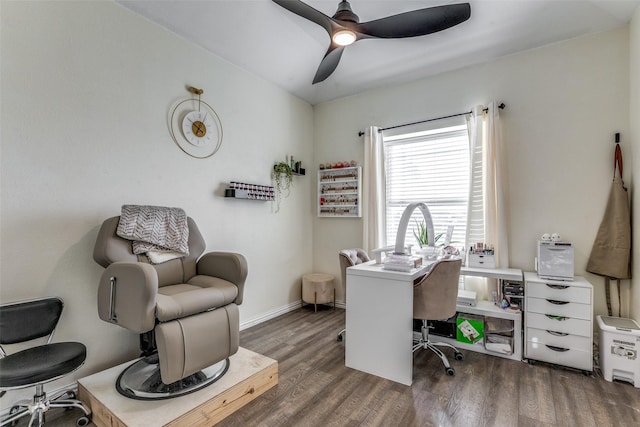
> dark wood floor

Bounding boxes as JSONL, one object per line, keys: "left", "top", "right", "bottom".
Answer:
{"left": 220, "top": 307, "right": 640, "bottom": 427}
{"left": 16, "top": 306, "right": 640, "bottom": 426}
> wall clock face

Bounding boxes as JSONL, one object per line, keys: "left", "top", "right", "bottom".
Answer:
{"left": 169, "top": 98, "right": 223, "bottom": 159}
{"left": 182, "top": 110, "right": 215, "bottom": 147}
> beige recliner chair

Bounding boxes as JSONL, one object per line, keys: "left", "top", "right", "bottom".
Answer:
{"left": 93, "top": 215, "right": 247, "bottom": 399}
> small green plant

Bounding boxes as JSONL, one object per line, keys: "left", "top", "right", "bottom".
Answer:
{"left": 413, "top": 220, "right": 445, "bottom": 248}
{"left": 272, "top": 162, "right": 293, "bottom": 212}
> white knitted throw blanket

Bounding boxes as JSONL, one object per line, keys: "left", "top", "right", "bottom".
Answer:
{"left": 116, "top": 205, "right": 189, "bottom": 256}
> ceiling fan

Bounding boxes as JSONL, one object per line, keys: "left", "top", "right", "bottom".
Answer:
{"left": 272, "top": 0, "right": 471, "bottom": 84}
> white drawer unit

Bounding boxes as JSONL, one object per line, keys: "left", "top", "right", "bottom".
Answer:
{"left": 525, "top": 312, "right": 592, "bottom": 337}
{"left": 526, "top": 298, "right": 592, "bottom": 320}
{"left": 467, "top": 253, "right": 496, "bottom": 269}
{"left": 525, "top": 342, "right": 592, "bottom": 371}
{"left": 526, "top": 327, "right": 592, "bottom": 352}
{"left": 524, "top": 272, "right": 593, "bottom": 372}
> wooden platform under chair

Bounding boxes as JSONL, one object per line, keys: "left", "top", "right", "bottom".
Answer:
{"left": 77, "top": 347, "right": 278, "bottom": 427}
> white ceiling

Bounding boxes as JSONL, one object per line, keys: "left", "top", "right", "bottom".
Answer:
{"left": 117, "top": 0, "right": 639, "bottom": 105}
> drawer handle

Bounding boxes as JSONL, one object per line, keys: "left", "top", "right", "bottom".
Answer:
{"left": 546, "top": 330, "right": 569, "bottom": 337}
{"left": 546, "top": 299, "right": 569, "bottom": 305}
{"left": 545, "top": 315, "right": 568, "bottom": 321}
{"left": 546, "top": 284, "right": 569, "bottom": 290}
{"left": 545, "top": 345, "right": 570, "bottom": 352}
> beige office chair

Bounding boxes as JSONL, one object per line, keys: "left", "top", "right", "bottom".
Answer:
{"left": 93, "top": 214, "right": 247, "bottom": 400}
{"left": 413, "top": 257, "right": 463, "bottom": 376}
{"left": 337, "top": 248, "right": 370, "bottom": 342}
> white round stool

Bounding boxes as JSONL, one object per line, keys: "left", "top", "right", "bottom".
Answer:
{"left": 302, "top": 273, "right": 335, "bottom": 312}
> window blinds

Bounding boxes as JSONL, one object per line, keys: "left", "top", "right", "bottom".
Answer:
{"left": 384, "top": 124, "right": 470, "bottom": 250}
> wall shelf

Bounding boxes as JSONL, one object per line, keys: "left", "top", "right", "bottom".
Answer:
{"left": 318, "top": 166, "right": 361, "bottom": 217}
{"left": 225, "top": 181, "right": 274, "bottom": 201}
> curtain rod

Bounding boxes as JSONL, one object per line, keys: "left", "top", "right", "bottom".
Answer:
{"left": 357, "top": 102, "right": 505, "bottom": 137}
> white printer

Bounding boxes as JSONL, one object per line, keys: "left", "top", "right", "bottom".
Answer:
{"left": 536, "top": 240, "right": 574, "bottom": 281}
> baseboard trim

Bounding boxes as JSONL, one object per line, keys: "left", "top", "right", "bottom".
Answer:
{"left": 240, "top": 300, "right": 346, "bottom": 331}
{"left": 240, "top": 300, "right": 302, "bottom": 331}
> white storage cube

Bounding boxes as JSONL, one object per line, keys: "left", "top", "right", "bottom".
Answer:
{"left": 597, "top": 315, "right": 640, "bottom": 388}
{"left": 467, "top": 253, "right": 495, "bottom": 269}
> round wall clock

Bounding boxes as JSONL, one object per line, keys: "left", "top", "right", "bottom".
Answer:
{"left": 169, "top": 86, "right": 223, "bottom": 158}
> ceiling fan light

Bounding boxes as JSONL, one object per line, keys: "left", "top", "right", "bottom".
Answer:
{"left": 333, "top": 30, "right": 356, "bottom": 46}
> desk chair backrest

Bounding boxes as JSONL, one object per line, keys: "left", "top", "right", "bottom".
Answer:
{"left": 338, "top": 248, "right": 370, "bottom": 286}
{"left": 336, "top": 248, "right": 370, "bottom": 342}
{"left": 413, "top": 258, "right": 462, "bottom": 321}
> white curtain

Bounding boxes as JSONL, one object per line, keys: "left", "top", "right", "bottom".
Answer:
{"left": 465, "top": 106, "right": 484, "bottom": 251}
{"left": 363, "top": 126, "right": 385, "bottom": 253}
{"left": 484, "top": 102, "right": 509, "bottom": 269}
{"left": 465, "top": 103, "right": 509, "bottom": 298}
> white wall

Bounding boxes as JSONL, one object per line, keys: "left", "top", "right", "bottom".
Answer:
{"left": 0, "top": 1, "right": 313, "bottom": 405}
{"left": 313, "top": 28, "right": 632, "bottom": 318}
{"left": 1, "top": 0, "right": 636, "bottom": 410}
{"left": 631, "top": 6, "right": 640, "bottom": 322}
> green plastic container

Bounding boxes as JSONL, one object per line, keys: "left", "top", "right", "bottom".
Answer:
{"left": 456, "top": 313, "right": 484, "bottom": 344}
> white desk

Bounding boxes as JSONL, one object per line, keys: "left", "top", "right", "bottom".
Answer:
{"left": 345, "top": 261, "right": 523, "bottom": 385}
{"left": 345, "top": 262, "right": 429, "bottom": 385}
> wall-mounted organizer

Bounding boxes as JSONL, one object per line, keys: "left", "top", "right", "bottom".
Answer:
{"left": 318, "top": 166, "right": 362, "bottom": 217}
{"left": 224, "top": 181, "right": 274, "bottom": 201}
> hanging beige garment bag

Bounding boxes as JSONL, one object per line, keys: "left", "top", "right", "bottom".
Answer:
{"left": 586, "top": 144, "right": 631, "bottom": 315}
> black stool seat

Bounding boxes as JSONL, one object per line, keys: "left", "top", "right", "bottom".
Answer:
{"left": 0, "top": 342, "right": 87, "bottom": 388}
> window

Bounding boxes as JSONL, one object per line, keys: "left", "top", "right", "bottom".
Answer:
{"left": 383, "top": 122, "right": 470, "bottom": 251}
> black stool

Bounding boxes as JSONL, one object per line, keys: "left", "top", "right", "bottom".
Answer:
{"left": 0, "top": 297, "right": 91, "bottom": 427}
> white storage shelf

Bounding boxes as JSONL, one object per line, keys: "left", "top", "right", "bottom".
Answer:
{"left": 428, "top": 300, "right": 523, "bottom": 362}
{"left": 318, "top": 166, "right": 362, "bottom": 218}
{"left": 421, "top": 268, "right": 524, "bottom": 362}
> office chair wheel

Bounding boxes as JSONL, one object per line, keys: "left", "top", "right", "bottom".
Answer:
{"left": 445, "top": 367, "right": 455, "bottom": 376}
{"left": 454, "top": 352, "right": 464, "bottom": 361}
{"left": 76, "top": 414, "right": 91, "bottom": 427}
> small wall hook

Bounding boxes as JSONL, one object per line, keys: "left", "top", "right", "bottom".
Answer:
{"left": 187, "top": 86, "right": 204, "bottom": 95}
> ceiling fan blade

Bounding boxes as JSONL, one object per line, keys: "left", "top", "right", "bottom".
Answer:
{"left": 356, "top": 3, "right": 471, "bottom": 39}
{"left": 272, "top": 0, "right": 335, "bottom": 35}
{"left": 313, "top": 45, "right": 345, "bottom": 84}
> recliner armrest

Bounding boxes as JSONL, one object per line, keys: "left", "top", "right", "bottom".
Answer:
{"left": 197, "top": 252, "right": 248, "bottom": 305}
{"left": 97, "top": 262, "right": 158, "bottom": 333}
